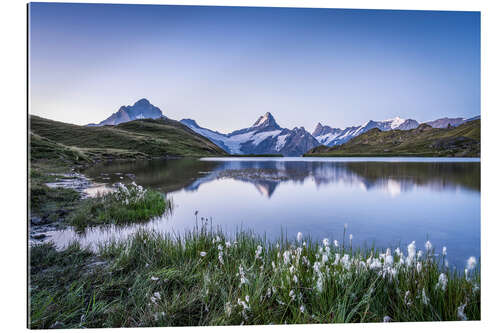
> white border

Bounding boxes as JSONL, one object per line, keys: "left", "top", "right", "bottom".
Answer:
{"left": 1, "top": 0, "right": 499, "bottom": 332}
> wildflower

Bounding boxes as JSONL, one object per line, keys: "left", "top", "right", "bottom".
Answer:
{"left": 200, "top": 251, "right": 207, "bottom": 257}
{"left": 464, "top": 268, "right": 469, "bottom": 280}
{"left": 395, "top": 248, "right": 402, "bottom": 257}
{"left": 153, "top": 292, "right": 161, "bottom": 300}
{"left": 425, "top": 240, "right": 432, "bottom": 252}
{"left": 457, "top": 303, "right": 467, "bottom": 320}
{"left": 407, "top": 241, "right": 416, "bottom": 263}
{"left": 342, "top": 254, "right": 351, "bottom": 270}
{"left": 225, "top": 302, "right": 232, "bottom": 316}
{"left": 217, "top": 244, "right": 223, "bottom": 251}
{"left": 289, "top": 266, "right": 295, "bottom": 274}
{"left": 416, "top": 262, "right": 422, "bottom": 273}
{"left": 300, "top": 305, "right": 305, "bottom": 313}
{"left": 436, "top": 273, "right": 448, "bottom": 291}
{"left": 289, "top": 290, "right": 296, "bottom": 300}
{"left": 293, "top": 275, "right": 298, "bottom": 284}
{"left": 321, "top": 253, "right": 329, "bottom": 264}
{"left": 417, "top": 250, "right": 423, "bottom": 260}
{"left": 466, "top": 256, "right": 477, "bottom": 270}
{"left": 245, "top": 295, "right": 250, "bottom": 303}
{"left": 226, "top": 241, "right": 231, "bottom": 247}
{"left": 151, "top": 276, "right": 159, "bottom": 281}
{"left": 349, "top": 234, "right": 353, "bottom": 241}
{"left": 383, "top": 316, "right": 391, "bottom": 322}
{"left": 255, "top": 245, "right": 263, "bottom": 259}
{"left": 271, "top": 261, "right": 276, "bottom": 270}
{"left": 404, "top": 290, "right": 412, "bottom": 306}
{"left": 385, "top": 253, "right": 394, "bottom": 267}
{"left": 297, "top": 232, "right": 303, "bottom": 242}
{"left": 421, "top": 288, "right": 429, "bottom": 305}
{"left": 218, "top": 252, "right": 224, "bottom": 265}
{"left": 322, "top": 238, "right": 329, "bottom": 247}
{"left": 442, "top": 246, "right": 447, "bottom": 256}
{"left": 333, "top": 240, "right": 339, "bottom": 247}
{"left": 283, "top": 251, "right": 291, "bottom": 265}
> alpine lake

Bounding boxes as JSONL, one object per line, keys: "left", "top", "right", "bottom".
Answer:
{"left": 44, "top": 157, "right": 480, "bottom": 269}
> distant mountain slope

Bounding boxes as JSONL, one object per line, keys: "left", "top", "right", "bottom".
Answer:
{"left": 305, "top": 119, "right": 480, "bottom": 157}
{"left": 181, "top": 112, "right": 320, "bottom": 156}
{"left": 30, "top": 115, "right": 227, "bottom": 163}
{"left": 312, "top": 117, "right": 419, "bottom": 146}
{"left": 88, "top": 98, "right": 164, "bottom": 126}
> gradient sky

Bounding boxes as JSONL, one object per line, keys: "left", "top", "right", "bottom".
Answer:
{"left": 29, "top": 3, "right": 480, "bottom": 132}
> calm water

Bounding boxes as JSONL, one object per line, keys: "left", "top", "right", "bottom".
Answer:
{"left": 45, "top": 157, "right": 480, "bottom": 268}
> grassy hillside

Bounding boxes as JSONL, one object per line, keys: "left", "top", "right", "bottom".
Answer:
{"left": 30, "top": 115, "right": 227, "bottom": 166}
{"left": 305, "top": 120, "right": 480, "bottom": 157}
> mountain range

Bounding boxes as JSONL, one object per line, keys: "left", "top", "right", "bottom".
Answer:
{"left": 180, "top": 113, "right": 319, "bottom": 156}
{"left": 88, "top": 98, "right": 480, "bottom": 156}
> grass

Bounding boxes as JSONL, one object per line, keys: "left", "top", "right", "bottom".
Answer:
{"left": 68, "top": 183, "right": 171, "bottom": 230}
{"left": 29, "top": 226, "right": 480, "bottom": 328}
{"left": 306, "top": 120, "right": 480, "bottom": 157}
{"left": 30, "top": 115, "right": 228, "bottom": 163}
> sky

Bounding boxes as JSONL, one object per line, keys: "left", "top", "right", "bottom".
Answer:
{"left": 29, "top": 3, "right": 480, "bottom": 133}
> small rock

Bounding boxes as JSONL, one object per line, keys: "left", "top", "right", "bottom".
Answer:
{"left": 32, "top": 234, "right": 47, "bottom": 240}
{"left": 31, "top": 216, "right": 43, "bottom": 225}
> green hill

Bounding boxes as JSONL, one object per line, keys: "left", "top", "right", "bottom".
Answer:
{"left": 30, "top": 115, "right": 227, "bottom": 166}
{"left": 305, "top": 120, "right": 480, "bottom": 157}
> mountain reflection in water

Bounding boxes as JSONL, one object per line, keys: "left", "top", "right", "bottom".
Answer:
{"left": 47, "top": 157, "right": 479, "bottom": 268}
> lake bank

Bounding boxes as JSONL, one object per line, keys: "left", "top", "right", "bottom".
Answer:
{"left": 29, "top": 226, "right": 480, "bottom": 328}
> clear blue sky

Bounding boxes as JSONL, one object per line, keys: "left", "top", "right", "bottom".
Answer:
{"left": 29, "top": 3, "right": 480, "bottom": 132}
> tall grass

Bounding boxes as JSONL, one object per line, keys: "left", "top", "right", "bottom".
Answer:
{"left": 68, "top": 183, "right": 170, "bottom": 230}
{"left": 29, "top": 225, "right": 480, "bottom": 328}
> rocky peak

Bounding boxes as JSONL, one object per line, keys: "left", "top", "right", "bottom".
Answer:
{"left": 252, "top": 112, "right": 279, "bottom": 129}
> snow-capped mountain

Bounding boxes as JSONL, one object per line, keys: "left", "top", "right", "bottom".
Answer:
{"left": 312, "top": 117, "right": 419, "bottom": 146}
{"left": 181, "top": 112, "right": 320, "bottom": 156}
{"left": 88, "top": 98, "right": 164, "bottom": 126}
{"left": 425, "top": 116, "right": 481, "bottom": 128}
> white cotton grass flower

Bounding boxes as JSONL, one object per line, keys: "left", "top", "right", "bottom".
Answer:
{"left": 466, "top": 256, "right": 477, "bottom": 270}
{"left": 349, "top": 234, "right": 353, "bottom": 241}
{"left": 255, "top": 245, "right": 263, "bottom": 259}
{"left": 296, "top": 232, "right": 303, "bottom": 242}
{"left": 421, "top": 288, "right": 429, "bottom": 305}
{"left": 383, "top": 316, "right": 391, "bottom": 323}
{"left": 150, "top": 276, "right": 159, "bottom": 281}
{"left": 436, "top": 273, "right": 448, "bottom": 291}
{"left": 153, "top": 292, "right": 161, "bottom": 300}
{"left": 442, "top": 246, "right": 447, "bottom": 256}
{"left": 425, "top": 240, "right": 432, "bottom": 252}
{"left": 300, "top": 305, "right": 305, "bottom": 313}
{"left": 416, "top": 262, "right": 422, "bottom": 274}
{"left": 293, "top": 275, "right": 298, "bottom": 284}
{"left": 417, "top": 250, "right": 423, "bottom": 260}
{"left": 457, "top": 303, "right": 467, "bottom": 320}
{"left": 323, "top": 238, "right": 329, "bottom": 247}
{"left": 333, "top": 240, "right": 339, "bottom": 247}
{"left": 200, "top": 251, "right": 207, "bottom": 257}
{"left": 407, "top": 241, "right": 416, "bottom": 263}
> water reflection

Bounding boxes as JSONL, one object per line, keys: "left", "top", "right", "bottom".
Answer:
{"left": 47, "top": 157, "right": 479, "bottom": 268}
{"left": 84, "top": 158, "right": 480, "bottom": 199}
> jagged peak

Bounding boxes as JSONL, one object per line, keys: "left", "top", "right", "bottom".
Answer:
{"left": 252, "top": 112, "right": 279, "bottom": 128}
{"left": 133, "top": 98, "right": 151, "bottom": 106}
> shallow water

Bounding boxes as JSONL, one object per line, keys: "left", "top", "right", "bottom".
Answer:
{"left": 44, "top": 157, "right": 480, "bottom": 268}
